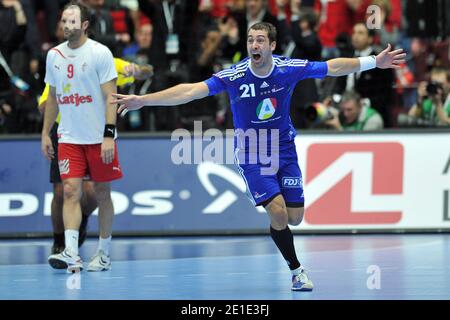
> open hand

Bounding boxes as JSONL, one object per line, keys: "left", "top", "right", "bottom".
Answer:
{"left": 111, "top": 93, "right": 144, "bottom": 116}
{"left": 376, "top": 44, "right": 406, "bottom": 69}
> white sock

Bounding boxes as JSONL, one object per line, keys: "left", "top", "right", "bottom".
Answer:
{"left": 65, "top": 229, "right": 79, "bottom": 256}
{"left": 98, "top": 236, "right": 112, "bottom": 256}
{"left": 291, "top": 265, "right": 303, "bottom": 276}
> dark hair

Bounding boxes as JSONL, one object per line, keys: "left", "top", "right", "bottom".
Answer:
{"left": 299, "top": 8, "right": 318, "bottom": 30}
{"left": 354, "top": 22, "right": 376, "bottom": 38}
{"left": 63, "top": 0, "right": 91, "bottom": 32}
{"left": 248, "top": 22, "right": 277, "bottom": 43}
{"left": 341, "top": 90, "right": 362, "bottom": 106}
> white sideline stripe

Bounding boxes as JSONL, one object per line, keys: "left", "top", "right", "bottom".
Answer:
{"left": 226, "top": 272, "right": 249, "bottom": 276}
{"left": 13, "top": 279, "right": 38, "bottom": 282}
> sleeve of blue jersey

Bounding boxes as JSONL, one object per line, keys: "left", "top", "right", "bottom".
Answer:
{"left": 291, "top": 60, "right": 328, "bottom": 82}
{"left": 204, "top": 75, "right": 227, "bottom": 96}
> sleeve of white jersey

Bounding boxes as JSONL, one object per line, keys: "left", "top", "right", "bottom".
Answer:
{"left": 96, "top": 45, "right": 118, "bottom": 84}
{"left": 44, "top": 50, "right": 56, "bottom": 87}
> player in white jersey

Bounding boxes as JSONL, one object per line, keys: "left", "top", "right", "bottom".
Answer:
{"left": 41, "top": 0, "right": 121, "bottom": 273}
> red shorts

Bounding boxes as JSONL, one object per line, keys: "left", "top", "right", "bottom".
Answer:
{"left": 58, "top": 143, "right": 123, "bottom": 182}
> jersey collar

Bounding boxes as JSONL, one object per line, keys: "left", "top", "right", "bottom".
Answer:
{"left": 249, "top": 56, "right": 275, "bottom": 79}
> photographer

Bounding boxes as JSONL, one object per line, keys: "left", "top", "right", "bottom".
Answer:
{"left": 325, "top": 90, "right": 384, "bottom": 131}
{"left": 408, "top": 67, "right": 450, "bottom": 126}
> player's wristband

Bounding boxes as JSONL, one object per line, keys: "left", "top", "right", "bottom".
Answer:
{"left": 358, "top": 55, "right": 377, "bottom": 72}
{"left": 104, "top": 124, "right": 116, "bottom": 138}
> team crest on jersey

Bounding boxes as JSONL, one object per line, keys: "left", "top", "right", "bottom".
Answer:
{"left": 256, "top": 98, "right": 277, "bottom": 120}
{"left": 63, "top": 83, "right": 71, "bottom": 94}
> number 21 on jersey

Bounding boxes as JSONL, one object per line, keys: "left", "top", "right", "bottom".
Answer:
{"left": 240, "top": 84, "right": 255, "bottom": 98}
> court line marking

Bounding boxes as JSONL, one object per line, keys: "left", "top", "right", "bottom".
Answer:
{"left": 226, "top": 272, "right": 249, "bottom": 276}
{"left": 13, "top": 279, "right": 38, "bottom": 282}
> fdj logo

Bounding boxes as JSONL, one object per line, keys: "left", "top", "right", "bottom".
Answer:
{"left": 256, "top": 98, "right": 277, "bottom": 120}
{"left": 282, "top": 177, "right": 301, "bottom": 188}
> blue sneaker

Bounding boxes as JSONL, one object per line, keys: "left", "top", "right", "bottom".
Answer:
{"left": 291, "top": 268, "right": 314, "bottom": 291}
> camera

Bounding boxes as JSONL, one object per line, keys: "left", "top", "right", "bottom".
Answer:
{"left": 305, "top": 102, "right": 334, "bottom": 123}
{"left": 426, "top": 81, "right": 443, "bottom": 96}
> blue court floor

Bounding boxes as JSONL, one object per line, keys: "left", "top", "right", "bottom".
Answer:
{"left": 0, "top": 234, "right": 449, "bottom": 300}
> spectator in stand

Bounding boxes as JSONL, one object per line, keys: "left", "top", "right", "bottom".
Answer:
{"left": 105, "top": 0, "right": 140, "bottom": 34}
{"left": 82, "top": 0, "right": 130, "bottom": 56}
{"left": 408, "top": 67, "right": 450, "bottom": 126}
{"left": 325, "top": 90, "right": 384, "bottom": 131}
{"left": 314, "top": 0, "right": 371, "bottom": 59}
{"left": 0, "top": 0, "right": 27, "bottom": 133}
{"left": 137, "top": 0, "right": 199, "bottom": 130}
{"left": 289, "top": 3, "right": 322, "bottom": 128}
{"left": 370, "top": 0, "right": 400, "bottom": 48}
{"left": 328, "top": 22, "right": 395, "bottom": 127}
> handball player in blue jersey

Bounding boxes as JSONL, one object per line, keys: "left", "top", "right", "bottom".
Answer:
{"left": 112, "top": 22, "right": 405, "bottom": 291}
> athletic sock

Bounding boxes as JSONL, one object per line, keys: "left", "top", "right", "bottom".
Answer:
{"left": 270, "top": 226, "right": 301, "bottom": 270}
{"left": 291, "top": 265, "right": 303, "bottom": 276}
{"left": 65, "top": 229, "right": 79, "bottom": 256}
{"left": 98, "top": 236, "right": 112, "bottom": 256}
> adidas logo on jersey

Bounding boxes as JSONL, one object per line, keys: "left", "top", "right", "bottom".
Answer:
{"left": 260, "top": 81, "right": 270, "bottom": 89}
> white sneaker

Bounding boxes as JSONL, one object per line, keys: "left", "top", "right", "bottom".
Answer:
{"left": 87, "top": 250, "right": 111, "bottom": 272}
{"left": 291, "top": 267, "right": 314, "bottom": 291}
{"left": 48, "top": 248, "right": 83, "bottom": 273}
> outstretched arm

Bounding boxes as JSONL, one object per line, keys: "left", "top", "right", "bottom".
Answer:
{"left": 112, "top": 82, "right": 210, "bottom": 115}
{"left": 327, "top": 44, "right": 406, "bottom": 77}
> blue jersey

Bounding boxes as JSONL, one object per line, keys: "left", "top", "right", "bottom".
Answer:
{"left": 204, "top": 55, "right": 328, "bottom": 147}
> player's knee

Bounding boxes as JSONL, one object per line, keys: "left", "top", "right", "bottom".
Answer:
{"left": 267, "top": 204, "right": 288, "bottom": 227}
{"left": 83, "top": 182, "right": 96, "bottom": 198}
{"left": 288, "top": 208, "right": 304, "bottom": 226}
{"left": 94, "top": 186, "right": 112, "bottom": 204}
{"left": 288, "top": 213, "right": 304, "bottom": 226}
{"left": 63, "top": 183, "right": 82, "bottom": 201}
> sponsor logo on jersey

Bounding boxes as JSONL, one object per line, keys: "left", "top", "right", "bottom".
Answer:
{"left": 282, "top": 177, "right": 302, "bottom": 188}
{"left": 256, "top": 98, "right": 277, "bottom": 120}
{"left": 229, "top": 72, "right": 245, "bottom": 81}
{"left": 57, "top": 94, "right": 93, "bottom": 106}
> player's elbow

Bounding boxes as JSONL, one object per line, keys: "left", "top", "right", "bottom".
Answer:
{"left": 186, "top": 83, "right": 208, "bottom": 101}
{"left": 326, "top": 62, "right": 342, "bottom": 77}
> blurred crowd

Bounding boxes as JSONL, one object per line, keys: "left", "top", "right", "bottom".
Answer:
{"left": 0, "top": 0, "right": 449, "bottom": 133}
